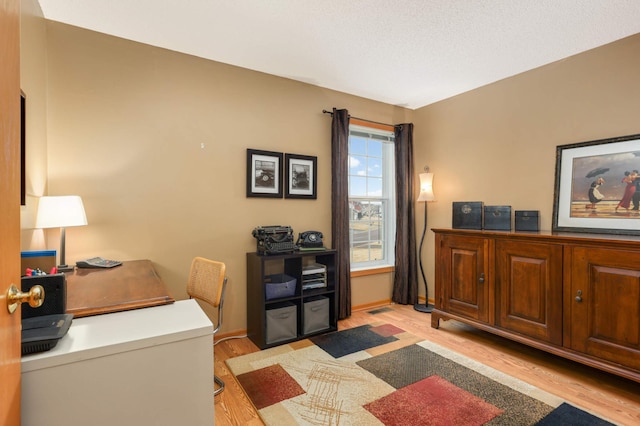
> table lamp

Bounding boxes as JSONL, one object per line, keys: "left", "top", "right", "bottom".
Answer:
{"left": 414, "top": 170, "right": 435, "bottom": 313}
{"left": 35, "top": 195, "right": 88, "bottom": 271}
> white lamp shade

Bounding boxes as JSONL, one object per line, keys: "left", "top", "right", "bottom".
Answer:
{"left": 35, "top": 195, "right": 88, "bottom": 229}
{"left": 417, "top": 173, "right": 435, "bottom": 202}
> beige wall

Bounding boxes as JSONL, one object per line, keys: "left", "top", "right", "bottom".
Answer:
{"left": 19, "top": 12, "right": 640, "bottom": 334}
{"left": 22, "top": 21, "right": 412, "bottom": 333}
{"left": 19, "top": 0, "right": 48, "bottom": 237}
{"left": 412, "top": 33, "right": 640, "bottom": 298}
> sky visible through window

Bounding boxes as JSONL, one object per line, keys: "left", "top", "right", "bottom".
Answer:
{"left": 349, "top": 136, "right": 383, "bottom": 197}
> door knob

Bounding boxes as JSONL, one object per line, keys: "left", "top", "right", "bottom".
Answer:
{"left": 479, "top": 272, "right": 485, "bottom": 284}
{"left": 575, "top": 290, "right": 583, "bottom": 303}
{"left": 6, "top": 284, "right": 45, "bottom": 314}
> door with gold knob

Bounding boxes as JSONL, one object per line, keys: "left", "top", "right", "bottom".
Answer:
{"left": 1, "top": 1, "right": 23, "bottom": 424}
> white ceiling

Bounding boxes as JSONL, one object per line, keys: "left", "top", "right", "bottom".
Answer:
{"left": 37, "top": 0, "right": 640, "bottom": 110}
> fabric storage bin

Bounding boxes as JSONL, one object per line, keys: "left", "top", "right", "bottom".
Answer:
{"left": 265, "top": 273, "right": 297, "bottom": 300}
{"left": 266, "top": 303, "right": 297, "bottom": 344}
{"left": 303, "top": 296, "right": 329, "bottom": 335}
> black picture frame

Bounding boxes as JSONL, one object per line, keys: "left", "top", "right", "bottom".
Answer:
{"left": 20, "top": 90, "right": 25, "bottom": 206}
{"left": 246, "top": 149, "right": 283, "bottom": 198}
{"left": 552, "top": 133, "right": 640, "bottom": 235}
{"left": 285, "top": 153, "right": 317, "bottom": 199}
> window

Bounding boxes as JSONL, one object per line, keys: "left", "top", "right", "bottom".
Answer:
{"left": 348, "top": 124, "right": 395, "bottom": 270}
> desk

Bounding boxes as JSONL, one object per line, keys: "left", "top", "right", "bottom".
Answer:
{"left": 21, "top": 300, "right": 214, "bottom": 426}
{"left": 65, "top": 259, "right": 174, "bottom": 317}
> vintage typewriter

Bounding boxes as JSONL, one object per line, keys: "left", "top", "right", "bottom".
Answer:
{"left": 252, "top": 226, "right": 299, "bottom": 255}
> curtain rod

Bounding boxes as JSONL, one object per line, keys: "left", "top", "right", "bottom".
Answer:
{"left": 322, "top": 109, "right": 399, "bottom": 129}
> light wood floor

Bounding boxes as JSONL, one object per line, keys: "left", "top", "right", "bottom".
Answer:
{"left": 213, "top": 304, "right": 640, "bottom": 425}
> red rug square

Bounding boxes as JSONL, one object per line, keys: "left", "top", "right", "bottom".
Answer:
{"left": 364, "top": 375, "right": 504, "bottom": 426}
{"left": 235, "top": 364, "right": 305, "bottom": 410}
{"left": 370, "top": 324, "right": 405, "bottom": 337}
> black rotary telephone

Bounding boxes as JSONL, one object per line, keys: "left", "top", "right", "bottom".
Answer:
{"left": 297, "top": 231, "right": 324, "bottom": 248}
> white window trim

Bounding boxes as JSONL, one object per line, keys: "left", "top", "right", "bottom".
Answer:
{"left": 348, "top": 124, "right": 396, "bottom": 271}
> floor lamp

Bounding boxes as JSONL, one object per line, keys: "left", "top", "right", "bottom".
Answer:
{"left": 414, "top": 171, "right": 435, "bottom": 313}
{"left": 35, "top": 195, "right": 88, "bottom": 272}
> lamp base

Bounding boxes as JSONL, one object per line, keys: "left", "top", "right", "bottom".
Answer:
{"left": 57, "top": 264, "right": 74, "bottom": 272}
{"left": 414, "top": 302, "right": 435, "bottom": 313}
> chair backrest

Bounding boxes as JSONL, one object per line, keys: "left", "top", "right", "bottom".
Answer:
{"left": 186, "top": 257, "right": 226, "bottom": 309}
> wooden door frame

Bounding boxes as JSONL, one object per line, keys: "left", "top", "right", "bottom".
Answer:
{"left": 0, "top": 0, "right": 23, "bottom": 424}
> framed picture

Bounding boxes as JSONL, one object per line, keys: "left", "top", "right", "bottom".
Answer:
{"left": 552, "top": 133, "right": 640, "bottom": 235}
{"left": 20, "top": 90, "right": 26, "bottom": 206}
{"left": 285, "top": 153, "right": 317, "bottom": 199}
{"left": 246, "top": 149, "right": 283, "bottom": 198}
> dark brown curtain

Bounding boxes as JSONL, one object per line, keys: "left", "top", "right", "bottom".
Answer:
{"left": 392, "top": 123, "right": 418, "bottom": 304}
{"left": 331, "top": 108, "right": 351, "bottom": 319}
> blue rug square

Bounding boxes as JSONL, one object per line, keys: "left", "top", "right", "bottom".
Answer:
{"left": 309, "top": 324, "right": 399, "bottom": 358}
{"left": 535, "top": 402, "right": 615, "bottom": 425}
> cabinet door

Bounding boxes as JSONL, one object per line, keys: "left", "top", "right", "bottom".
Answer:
{"left": 437, "top": 234, "right": 490, "bottom": 323}
{"left": 570, "top": 247, "right": 640, "bottom": 370}
{"left": 496, "top": 240, "right": 563, "bottom": 345}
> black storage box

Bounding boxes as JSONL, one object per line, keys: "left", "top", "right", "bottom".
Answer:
{"left": 515, "top": 210, "right": 540, "bottom": 231}
{"left": 21, "top": 273, "right": 66, "bottom": 319}
{"left": 483, "top": 205, "right": 512, "bottom": 231}
{"left": 452, "top": 202, "right": 484, "bottom": 230}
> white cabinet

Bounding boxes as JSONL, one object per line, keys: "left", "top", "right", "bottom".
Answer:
{"left": 21, "top": 300, "right": 214, "bottom": 426}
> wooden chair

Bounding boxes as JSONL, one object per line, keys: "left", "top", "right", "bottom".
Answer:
{"left": 186, "top": 257, "right": 228, "bottom": 396}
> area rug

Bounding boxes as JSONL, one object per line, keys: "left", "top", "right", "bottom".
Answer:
{"left": 226, "top": 323, "right": 614, "bottom": 425}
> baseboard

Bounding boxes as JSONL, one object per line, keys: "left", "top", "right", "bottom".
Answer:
{"left": 216, "top": 329, "right": 248, "bottom": 341}
{"left": 223, "top": 297, "right": 431, "bottom": 339}
{"left": 352, "top": 299, "right": 392, "bottom": 312}
{"left": 352, "top": 296, "right": 433, "bottom": 312}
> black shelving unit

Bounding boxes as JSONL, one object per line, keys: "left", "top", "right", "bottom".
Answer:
{"left": 246, "top": 250, "right": 338, "bottom": 349}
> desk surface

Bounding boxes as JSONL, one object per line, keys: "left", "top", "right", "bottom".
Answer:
{"left": 65, "top": 259, "right": 174, "bottom": 318}
{"left": 22, "top": 299, "right": 211, "bottom": 373}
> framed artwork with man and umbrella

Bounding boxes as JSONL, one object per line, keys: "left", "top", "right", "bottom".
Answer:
{"left": 553, "top": 133, "right": 640, "bottom": 235}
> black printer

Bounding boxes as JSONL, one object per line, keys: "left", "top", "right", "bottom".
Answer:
{"left": 21, "top": 274, "right": 73, "bottom": 355}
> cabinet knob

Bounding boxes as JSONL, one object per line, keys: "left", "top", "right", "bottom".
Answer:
{"left": 575, "top": 290, "right": 583, "bottom": 303}
{"left": 479, "top": 273, "right": 485, "bottom": 284}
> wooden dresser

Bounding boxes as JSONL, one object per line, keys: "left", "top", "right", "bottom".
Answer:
{"left": 432, "top": 228, "right": 640, "bottom": 383}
